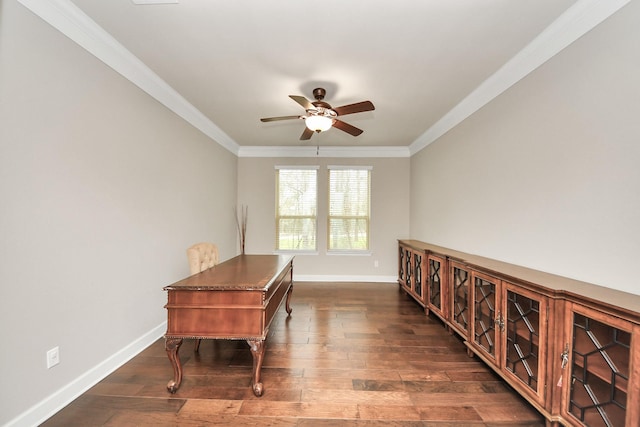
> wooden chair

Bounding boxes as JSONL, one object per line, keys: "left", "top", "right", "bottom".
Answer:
{"left": 186, "top": 242, "right": 219, "bottom": 351}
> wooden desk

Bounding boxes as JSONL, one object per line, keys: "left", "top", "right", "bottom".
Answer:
{"left": 163, "top": 254, "right": 294, "bottom": 396}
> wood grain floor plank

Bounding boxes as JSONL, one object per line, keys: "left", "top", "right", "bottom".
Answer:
{"left": 474, "top": 402, "right": 544, "bottom": 423}
{"left": 409, "top": 392, "right": 526, "bottom": 407}
{"left": 397, "top": 370, "right": 452, "bottom": 382}
{"left": 41, "top": 282, "right": 544, "bottom": 426}
{"left": 178, "top": 399, "right": 242, "bottom": 416}
{"left": 357, "top": 404, "right": 422, "bottom": 421}
{"left": 414, "top": 405, "right": 484, "bottom": 422}
{"left": 238, "top": 401, "right": 359, "bottom": 419}
{"left": 302, "top": 389, "right": 414, "bottom": 405}
{"left": 302, "top": 367, "right": 403, "bottom": 381}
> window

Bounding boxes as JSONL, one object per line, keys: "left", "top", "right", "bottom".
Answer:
{"left": 328, "top": 166, "right": 371, "bottom": 251}
{"left": 275, "top": 167, "right": 318, "bottom": 251}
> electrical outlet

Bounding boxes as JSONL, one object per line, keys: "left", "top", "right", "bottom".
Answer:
{"left": 47, "top": 346, "right": 60, "bottom": 369}
{"left": 374, "top": 260, "right": 379, "bottom": 268}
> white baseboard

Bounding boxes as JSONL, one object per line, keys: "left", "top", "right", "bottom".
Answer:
{"left": 293, "top": 274, "right": 397, "bottom": 283}
{"left": 6, "top": 322, "right": 167, "bottom": 427}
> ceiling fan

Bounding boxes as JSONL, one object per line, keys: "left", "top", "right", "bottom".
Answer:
{"left": 260, "top": 88, "right": 375, "bottom": 140}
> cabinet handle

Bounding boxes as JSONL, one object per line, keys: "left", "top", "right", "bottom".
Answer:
{"left": 494, "top": 312, "right": 505, "bottom": 331}
{"left": 556, "top": 343, "right": 575, "bottom": 387}
{"left": 560, "top": 343, "right": 569, "bottom": 369}
{"left": 556, "top": 343, "right": 570, "bottom": 388}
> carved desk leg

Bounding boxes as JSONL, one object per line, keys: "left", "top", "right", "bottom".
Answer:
{"left": 247, "top": 339, "right": 266, "bottom": 397}
{"left": 285, "top": 284, "right": 293, "bottom": 315}
{"left": 165, "top": 337, "right": 183, "bottom": 393}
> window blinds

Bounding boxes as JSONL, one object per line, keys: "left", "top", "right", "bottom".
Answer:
{"left": 275, "top": 168, "right": 318, "bottom": 251}
{"left": 328, "top": 167, "right": 370, "bottom": 251}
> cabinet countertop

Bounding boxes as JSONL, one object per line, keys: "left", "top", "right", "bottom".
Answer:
{"left": 398, "top": 239, "right": 640, "bottom": 318}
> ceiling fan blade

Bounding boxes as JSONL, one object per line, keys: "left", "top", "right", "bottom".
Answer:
{"left": 333, "top": 100, "right": 375, "bottom": 116}
{"left": 300, "top": 127, "right": 314, "bottom": 140}
{"left": 289, "top": 95, "right": 315, "bottom": 111}
{"left": 260, "top": 115, "right": 302, "bottom": 122}
{"left": 333, "top": 119, "right": 363, "bottom": 137}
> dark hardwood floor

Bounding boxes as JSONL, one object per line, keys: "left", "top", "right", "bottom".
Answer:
{"left": 42, "top": 282, "right": 545, "bottom": 426}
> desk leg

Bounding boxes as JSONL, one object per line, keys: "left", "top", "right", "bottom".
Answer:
{"left": 165, "top": 337, "right": 183, "bottom": 393}
{"left": 247, "top": 339, "right": 265, "bottom": 397}
{"left": 285, "top": 284, "right": 293, "bottom": 315}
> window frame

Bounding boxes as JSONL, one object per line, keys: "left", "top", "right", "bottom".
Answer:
{"left": 326, "top": 165, "right": 372, "bottom": 254}
{"left": 274, "top": 165, "right": 319, "bottom": 254}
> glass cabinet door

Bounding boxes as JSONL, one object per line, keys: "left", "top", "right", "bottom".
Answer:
{"left": 428, "top": 257, "right": 441, "bottom": 309}
{"left": 503, "top": 283, "right": 547, "bottom": 404}
{"left": 398, "top": 245, "right": 405, "bottom": 286}
{"left": 414, "top": 252, "right": 423, "bottom": 301}
{"left": 404, "top": 247, "right": 412, "bottom": 293}
{"left": 472, "top": 272, "right": 500, "bottom": 363}
{"left": 450, "top": 262, "right": 470, "bottom": 336}
{"left": 565, "top": 305, "right": 632, "bottom": 427}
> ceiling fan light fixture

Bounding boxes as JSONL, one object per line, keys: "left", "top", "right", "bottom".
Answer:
{"left": 305, "top": 115, "right": 333, "bottom": 132}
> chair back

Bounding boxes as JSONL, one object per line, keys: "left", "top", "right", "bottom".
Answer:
{"left": 186, "top": 242, "right": 219, "bottom": 275}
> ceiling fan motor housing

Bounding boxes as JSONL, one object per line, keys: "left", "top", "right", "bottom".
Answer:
{"left": 311, "top": 88, "right": 332, "bottom": 109}
{"left": 312, "top": 87, "right": 326, "bottom": 101}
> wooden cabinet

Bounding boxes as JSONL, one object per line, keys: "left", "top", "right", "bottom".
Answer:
{"left": 426, "top": 254, "right": 446, "bottom": 320}
{"left": 502, "top": 282, "right": 549, "bottom": 407}
{"left": 470, "top": 271, "right": 501, "bottom": 365}
{"left": 413, "top": 250, "right": 425, "bottom": 305}
{"left": 398, "top": 241, "right": 427, "bottom": 308}
{"left": 449, "top": 260, "right": 471, "bottom": 338}
{"left": 398, "top": 244, "right": 407, "bottom": 288}
{"left": 469, "top": 271, "right": 549, "bottom": 407}
{"left": 560, "top": 302, "right": 640, "bottom": 427}
{"left": 470, "top": 271, "right": 502, "bottom": 366}
{"left": 397, "top": 239, "right": 640, "bottom": 427}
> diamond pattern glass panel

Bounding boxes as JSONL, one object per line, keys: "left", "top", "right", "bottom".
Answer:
{"left": 414, "top": 253, "right": 422, "bottom": 298}
{"left": 569, "top": 313, "right": 630, "bottom": 427}
{"left": 505, "top": 291, "right": 539, "bottom": 392}
{"left": 429, "top": 258, "right": 441, "bottom": 309}
{"left": 474, "top": 277, "right": 496, "bottom": 357}
{"left": 398, "top": 246, "right": 405, "bottom": 283}
{"left": 452, "top": 267, "right": 469, "bottom": 332}
{"left": 404, "top": 248, "right": 412, "bottom": 291}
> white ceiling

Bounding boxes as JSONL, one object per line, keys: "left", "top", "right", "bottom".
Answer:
{"left": 32, "top": 0, "right": 626, "bottom": 154}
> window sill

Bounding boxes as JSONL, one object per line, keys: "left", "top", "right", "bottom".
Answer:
{"left": 327, "top": 250, "right": 372, "bottom": 256}
{"left": 274, "top": 250, "right": 319, "bottom": 255}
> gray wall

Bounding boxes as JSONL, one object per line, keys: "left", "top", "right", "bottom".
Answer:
{"left": 410, "top": 1, "right": 640, "bottom": 296}
{"left": 3, "top": 0, "right": 640, "bottom": 425}
{"left": 237, "top": 156, "right": 410, "bottom": 280}
{"left": 0, "top": 1, "right": 238, "bottom": 424}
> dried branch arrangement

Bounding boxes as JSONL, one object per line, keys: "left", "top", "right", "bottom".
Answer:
{"left": 235, "top": 205, "right": 248, "bottom": 254}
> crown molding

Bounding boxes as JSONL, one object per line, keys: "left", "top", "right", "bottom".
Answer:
{"left": 409, "top": 0, "right": 631, "bottom": 156}
{"left": 238, "top": 145, "right": 410, "bottom": 158}
{"left": 16, "top": 0, "right": 239, "bottom": 156}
